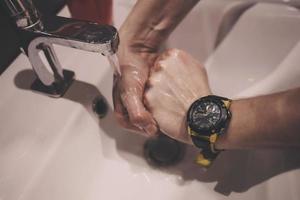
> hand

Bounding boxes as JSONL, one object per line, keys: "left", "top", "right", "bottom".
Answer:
{"left": 144, "top": 49, "right": 211, "bottom": 144}
{"left": 112, "top": 0, "right": 200, "bottom": 136}
{"left": 113, "top": 42, "right": 158, "bottom": 136}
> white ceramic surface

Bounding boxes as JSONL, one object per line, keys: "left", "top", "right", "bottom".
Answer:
{"left": 1, "top": 1, "right": 300, "bottom": 200}
{"left": 205, "top": 3, "right": 300, "bottom": 98}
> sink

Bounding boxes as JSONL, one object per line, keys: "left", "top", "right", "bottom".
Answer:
{"left": 205, "top": 3, "right": 300, "bottom": 98}
{"left": 1, "top": 1, "right": 300, "bottom": 200}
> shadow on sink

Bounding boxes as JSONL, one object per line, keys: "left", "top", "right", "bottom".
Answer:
{"left": 13, "top": 69, "right": 146, "bottom": 162}
{"left": 14, "top": 69, "right": 300, "bottom": 196}
{"left": 174, "top": 148, "right": 300, "bottom": 195}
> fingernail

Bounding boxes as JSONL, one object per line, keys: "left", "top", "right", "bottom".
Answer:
{"left": 144, "top": 124, "right": 157, "bottom": 136}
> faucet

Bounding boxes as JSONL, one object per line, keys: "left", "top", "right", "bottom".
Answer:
{"left": 3, "top": 0, "right": 119, "bottom": 97}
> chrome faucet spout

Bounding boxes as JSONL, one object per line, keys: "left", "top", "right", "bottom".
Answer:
{"left": 27, "top": 18, "right": 119, "bottom": 87}
{"left": 2, "top": 0, "right": 119, "bottom": 97}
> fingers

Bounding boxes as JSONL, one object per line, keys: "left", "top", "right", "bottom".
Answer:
{"left": 113, "top": 76, "right": 141, "bottom": 133}
{"left": 120, "top": 87, "right": 158, "bottom": 136}
{"left": 113, "top": 75, "right": 158, "bottom": 136}
{"left": 120, "top": 63, "right": 158, "bottom": 136}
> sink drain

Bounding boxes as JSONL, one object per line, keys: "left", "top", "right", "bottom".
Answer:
{"left": 144, "top": 135, "right": 185, "bottom": 167}
{"left": 92, "top": 96, "right": 108, "bottom": 118}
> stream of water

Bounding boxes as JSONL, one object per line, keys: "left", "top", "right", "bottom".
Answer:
{"left": 107, "top": 53, "right": 121, "bottom": 76}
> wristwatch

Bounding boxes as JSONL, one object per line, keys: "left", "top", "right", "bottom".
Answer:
{"left": 186, "top": 95, "right": 232, "bottom": 167}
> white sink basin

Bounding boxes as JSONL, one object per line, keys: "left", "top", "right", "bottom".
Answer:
{"left": 205, "top": 3, "right": 300, "bottom": 98}
{"left": 1, "top": 1, "right": 300, "bottom": 200}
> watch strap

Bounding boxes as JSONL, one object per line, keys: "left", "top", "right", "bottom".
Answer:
{"left": 187, "top": 95, "right": 231, "bottom": 168}
{"left": 190, "top": 135, "right": 220, "bottom": 167}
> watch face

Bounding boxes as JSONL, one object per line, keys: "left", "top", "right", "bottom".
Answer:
{"left": 189, "top": 101, "right": 222, "bottom": 131}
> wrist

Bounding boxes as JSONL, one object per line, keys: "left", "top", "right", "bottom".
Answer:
{"left": 214, "top": 98, "right": 258, "bottom": 150}
{"left": 119, "top": 13, "right": 176, "bottom": 52}
{"left": 214, "top": 130, "right": 228, "bottom": 150}
{"left": 119, "top": 28, "right": 166, "bottom": 53}
{"left": 214, "top": 100, "right": 237, "bottom": 150}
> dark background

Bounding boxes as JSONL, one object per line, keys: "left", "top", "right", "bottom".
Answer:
{"left": 0, "top": 0, "right": 65, "bottom": 74}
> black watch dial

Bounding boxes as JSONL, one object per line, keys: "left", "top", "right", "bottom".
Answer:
{"left": 189, "top": 101, "right": 222, "bottom": 132}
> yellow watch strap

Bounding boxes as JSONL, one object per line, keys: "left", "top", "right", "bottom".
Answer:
{"left": 195, "top": 153, "right": 212, "bottom": 167}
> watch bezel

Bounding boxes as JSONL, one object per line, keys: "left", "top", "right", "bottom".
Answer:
{"left": 187, "top": 95, "right": 231, "bottom": 136}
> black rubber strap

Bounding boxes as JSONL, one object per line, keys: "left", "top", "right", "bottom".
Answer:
{"left": 190, "top": 135, "right": 210, "bottom": 148}
{"left": 191, "top": 135, "right": 219, "bottom": 160}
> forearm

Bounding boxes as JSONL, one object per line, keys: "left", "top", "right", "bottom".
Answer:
{"left": 216, "top": 88, "right": 300, "bottom": 149}
{"left": 120, "top": 0, "right": 200, "bottom": 51}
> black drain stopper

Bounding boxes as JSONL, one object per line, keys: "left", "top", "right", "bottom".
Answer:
{"left": 92, "top": 96, "right": 108, "bottom": 118}
{"left": 144, "top": 134, "right": 185, "bottom": 167}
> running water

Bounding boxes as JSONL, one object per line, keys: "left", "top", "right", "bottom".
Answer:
{"left": 107, "top": 53, "right": 121, "bottom": 76}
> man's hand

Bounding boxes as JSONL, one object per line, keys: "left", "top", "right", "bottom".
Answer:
{"left": 144, "top": 49, "right": 211, "bottom": 144}
{"left": 112, "top": 0, "right": 200, "bottom": 136}
{"left": 113, "top": 43, "right": 158, "bottom": 135}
